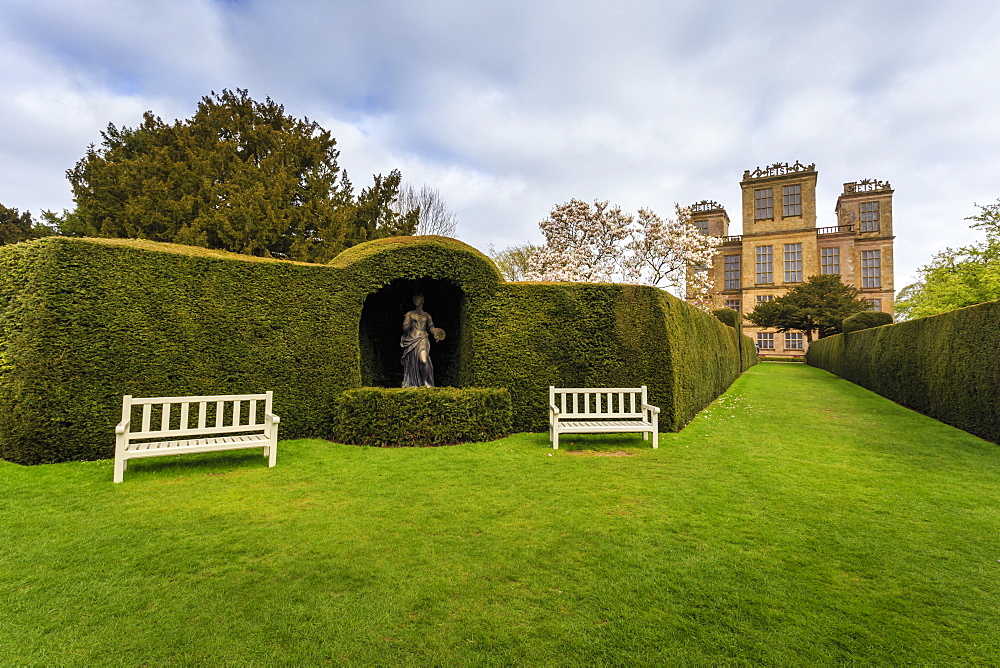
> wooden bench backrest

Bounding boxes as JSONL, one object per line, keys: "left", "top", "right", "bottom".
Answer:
{"left": 121, "top": 392, "right": 273, "bottom": 439}
{"left": 550, "top": 386, "right": 648, "bottom": 419}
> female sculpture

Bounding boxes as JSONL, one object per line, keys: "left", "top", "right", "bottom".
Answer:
{"left": 401, "top": 294, "right": 444, "bottom": 387}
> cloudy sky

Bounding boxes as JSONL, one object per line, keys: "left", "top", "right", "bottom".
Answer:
{"left": 2, "top": 0, "right": 999, "bottom": 287}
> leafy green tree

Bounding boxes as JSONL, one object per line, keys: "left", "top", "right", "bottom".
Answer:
{"left": 0, "top": 204, "right": 56, "bottom": 245}
{"left": 488, "top": 242, "right": 538, "bottom": 281}
{"left": 745, "top": 274, "right": 870, "bottom": 341}
{"left": 64, "top": 89, "right": 415, "bottom": 262}
{"left": 895, "top": 200, "right": 1000, "bottom": 320}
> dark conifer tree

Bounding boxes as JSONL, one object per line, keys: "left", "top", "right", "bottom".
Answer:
{"left": 745, "top": 274, "right": 870, "bottom": 341}
{"left": 66, "top": 89, "right": 415, "bottom": 262}
{"left": 0, "top": 204, "right": 55, "bottom": 245}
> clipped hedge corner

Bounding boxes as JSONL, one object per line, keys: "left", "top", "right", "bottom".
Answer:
{"left": 334, "top": 387, "right": 511, "bottom": 447}
{"left": 842, "top": 311, "right": 893, "bottom": 333}
{"left": 712, "top": 308, "right": 740, "bottom": 329}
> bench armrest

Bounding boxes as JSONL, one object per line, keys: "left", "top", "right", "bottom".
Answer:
{"left": 115, "top": 420, "right": 131, "bottom": 435}
{"left": 265, "top": 412, "right": 281, "bottom": 425}
{"left": 641, "top": 403, "right": 661, "bottom": 414}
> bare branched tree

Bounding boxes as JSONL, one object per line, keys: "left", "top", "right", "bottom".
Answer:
{"left": 394, "top": 183, "right": 458, "bottom": 237}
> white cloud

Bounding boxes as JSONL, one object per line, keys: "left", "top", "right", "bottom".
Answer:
{"left": 1, "top": 0, "right": 999, "bottom": 286}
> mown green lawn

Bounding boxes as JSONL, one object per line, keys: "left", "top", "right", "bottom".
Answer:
{"left": 2, "top": 362, "right": 999, "bottom": 664}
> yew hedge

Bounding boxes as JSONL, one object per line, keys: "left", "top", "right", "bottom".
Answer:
{"left": 0, "top": 236, "right": 755, "bottom": 463}
{"left": 806, "top": 299, "right": 1000, "bottom": 445}
{"left": 335, "top": 387, "right": 511, "bottom": 447}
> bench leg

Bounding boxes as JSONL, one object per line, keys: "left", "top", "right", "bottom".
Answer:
{"left": 652, "top": 429, "right": 658, "bottom": 449}
{"left": 266, "top": 443, "right": 277, "bottom": 467}
{"left": 553, "top": 430, "right": 559, "bottom": 450}
{"left": 643, "top": 432, "right": 649, "bottom": 441}
{"left": 113, "top": 456, "right": 126, "bottom": 484}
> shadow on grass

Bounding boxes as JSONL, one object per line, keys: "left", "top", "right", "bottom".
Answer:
{"left": 554, "top": 432, "right": 656, "bottom": 453}
{"left": 122, "top": 448, "right": 273, "bottom": 481}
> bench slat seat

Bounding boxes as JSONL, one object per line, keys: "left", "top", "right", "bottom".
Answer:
{"left": 125, "top": 434, "right": 271, "bottom": 455}
{"left": 549, "top": 386, "right": 660, "bottom": 450}
{"left": 556, "top": 420, "right": 653, "bottom": 431}
{"left": 114, "top": 391, "right": 279, "bottom": 483}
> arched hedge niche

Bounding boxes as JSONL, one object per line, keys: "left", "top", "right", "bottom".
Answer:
{"left": 359, "top": 277, "right": 465, "bottom": 388}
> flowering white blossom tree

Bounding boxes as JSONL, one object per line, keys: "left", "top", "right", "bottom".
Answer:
{"left": 524, "top": 199, "right": 721, "bottom": 304}
{"left": 527, "top": 199, "right": 631, "bottom": 282}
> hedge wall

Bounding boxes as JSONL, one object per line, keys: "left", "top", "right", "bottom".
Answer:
{"left": 712, "top": 307, "right": 740, "bottom": 329}
{"left": 470, "top": 282, "right": 662, "bottom": 432}
{"left": 0, "top": 238, "right": 353, "bottom": 464}
{"left": 0, "top": 235, "right": 756, "bottom": 464}
{"left": 842, "top": 311, "right": 893, "bottom": 333}
{"left": 469, "top": 282, "right": 755, "bottom": 432}
{"left": 711, "top": 306, "right": 754, "bottom": 369}
{"left": 660, "top": 292, "right": 758, "bottom": 430}
{"left": 806, "top": 299, "right": 1000, "bottom": 445}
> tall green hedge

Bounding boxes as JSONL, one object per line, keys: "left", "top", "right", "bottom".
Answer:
{"left": 468, "top": 283, "right": 755, "bottom": 432}
{"left": 842, "top": 311, "right": 893, "bottom": 333}
{"left": 471, "top": 282, "right": 665, "bottom": 432}
{"left": 0, "top": 235, "right": 755, "bottom": 464}
{"left": 806, "top": 299, "right": 1000, "bottom": 445}
{"left": 712, "top": 308, "right": 740, "bottom": 329}
{"left": 661, "top": 293, "right": 758, "bottom": 430}
{"left": 0, "top": 238, "right": 353, "bottom": 464}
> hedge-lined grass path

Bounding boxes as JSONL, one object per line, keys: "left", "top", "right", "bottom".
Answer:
{"left": 2, "top": 362, "right": 999, "bottom": 664}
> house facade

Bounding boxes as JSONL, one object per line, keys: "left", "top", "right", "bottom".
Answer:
{"left": 690, "top": 162, "right": 895, "bottom": 356}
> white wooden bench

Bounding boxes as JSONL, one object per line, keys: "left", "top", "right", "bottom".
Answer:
{"left": 114, "top": 391, "right": 280, "bottom": 483}
{"left": 549, "top": 386, "right": 660, "bottom": 450}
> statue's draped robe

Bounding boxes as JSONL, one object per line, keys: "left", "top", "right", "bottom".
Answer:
{"left": 401, "top": 309, "right": 435, "bottom": 387}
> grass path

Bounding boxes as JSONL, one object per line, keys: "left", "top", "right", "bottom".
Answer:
{"left": 2, "top": 362, "right": 999, "bottom": 664}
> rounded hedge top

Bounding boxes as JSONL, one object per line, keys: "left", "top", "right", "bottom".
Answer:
{"left": 328, "top": 235, "right": 504, "bottom": 302}
{"left": 330, "top": 236, "right": 501, "bottom": 277}
{"left": 26, "top": 236, "right": 322, "bottom": 265}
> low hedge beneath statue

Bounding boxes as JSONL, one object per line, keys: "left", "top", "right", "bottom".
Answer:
{"left": 334, "top": 387, "right": 512, "bottom": 447}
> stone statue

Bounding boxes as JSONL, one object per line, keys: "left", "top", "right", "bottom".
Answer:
{"left": 401, "top": 294, "right": 444, "bottom": 387}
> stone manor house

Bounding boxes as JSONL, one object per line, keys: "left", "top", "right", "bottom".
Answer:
{"left": 688, "top": 161, "right": 895, "bottom": 356}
